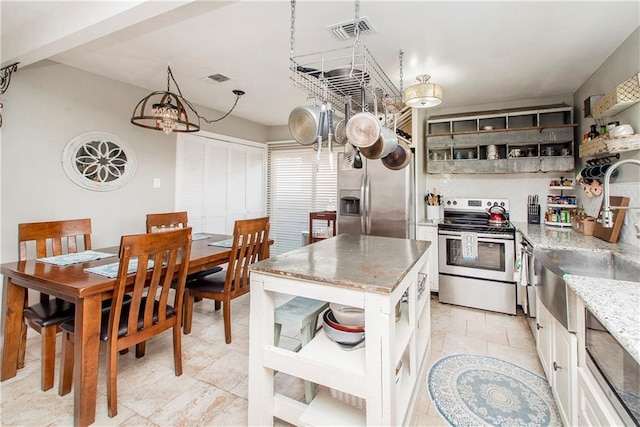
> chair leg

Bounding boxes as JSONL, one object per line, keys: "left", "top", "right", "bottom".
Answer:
{"left": 222, "top": 300, "right": 232, "bottom": 344}
{"left": 17, "top": 322, "right": 27, "bottom": 370}
{"left": 41, "top": 325, "right": 57, "bottom": 391}
{"left": 135, "top": 342, "right": 146, "bottom": 358}
{"left": 58, "top": 332, "right": 74, "bottom": 396}
{"left": 173, "top": 323, "right": 183, "bottom": 376}
{"left": 214, "top": 301, "right": 221, "bottom": 311}
{"left": 183, "top": 292, "right": 194, "bottom": 335}
{"left": 106, "top": 342, "right": 118, "bottom": 418}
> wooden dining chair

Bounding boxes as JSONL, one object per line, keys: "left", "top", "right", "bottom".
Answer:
{"left": 58, "top": 228, "right": 192, "bottom": 418}
{"left": 183, "top": 217, "right": 270, "bottom": 344}
{"left": 146, "top": 211, "right": 222, "bottom": 281}
{"left": 17, "top": 218, "right": 92, "bottom": 391}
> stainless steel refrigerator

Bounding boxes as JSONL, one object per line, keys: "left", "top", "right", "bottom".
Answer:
{"left": 337, "top": 152, "right": 415, "bottom": 239}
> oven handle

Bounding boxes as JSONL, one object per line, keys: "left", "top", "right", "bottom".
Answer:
{"left": 438, "top": 230, "right": 515, "bottom": 241}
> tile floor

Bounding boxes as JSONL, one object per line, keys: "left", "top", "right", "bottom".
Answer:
{"left": 0, "top": 293, "right": 543, "bottom": 426}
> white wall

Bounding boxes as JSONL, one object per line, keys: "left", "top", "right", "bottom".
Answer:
{"left": 573, "top": 27, "right": 640, "bottom": 247}
{"left": 0, "top": 61, "right": 268, "bottom": 262}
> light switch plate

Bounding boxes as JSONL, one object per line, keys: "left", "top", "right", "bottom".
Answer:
{"left": 153, "top": 178, "right": 161, "bottom": 188}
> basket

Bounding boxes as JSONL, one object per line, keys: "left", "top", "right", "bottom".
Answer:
{"left": 593, "top": 73, "right": 640, "bottom": 118}
{"left": 329, "top": 388, "right": 366, "bottom": 411}
{"left": 579, "top": 137, "right": 608, "bottom": 158}
{"left": 328, "top": 360, "right": 402, "bottom": 411}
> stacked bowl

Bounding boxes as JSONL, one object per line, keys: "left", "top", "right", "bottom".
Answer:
{"left": 323, "top": 303, "right": 365, "bottom": 347}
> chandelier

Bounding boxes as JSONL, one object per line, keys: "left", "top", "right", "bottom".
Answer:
{"left": 131, "top": 65, "right": 244, "bottom": 135}
{"left": 404, "top": 74, "right": 443, "bottom": 109}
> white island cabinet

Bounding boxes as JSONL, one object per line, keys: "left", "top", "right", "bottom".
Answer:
{"left": 248, "top": 234, "right": 431, "bottom": 426}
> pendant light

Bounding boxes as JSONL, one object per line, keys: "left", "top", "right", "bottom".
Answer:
{"left": 131, "top": 65, "right": 244, "bottom": 135}
{"left": 403, "top": 74, "right": 443, "bottom": 109}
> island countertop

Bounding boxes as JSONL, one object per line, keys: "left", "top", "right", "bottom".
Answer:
{"left": 250, "top": 234, "right": 430, "bottom": 295}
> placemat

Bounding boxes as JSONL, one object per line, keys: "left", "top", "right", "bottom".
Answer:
{"left": 192, "top": 233, "right": 214, "bottom": 241}
{"left": 208, "top": 238, "right": 235, "bottom": 248}
{"left": 37, "top": 250, "right": 116, "bottom": 266}
{"left": 84, "top": 258, "right": 154, "bottom": 278}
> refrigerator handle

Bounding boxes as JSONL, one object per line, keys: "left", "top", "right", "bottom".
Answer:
{"left": 364, "top": 174, "right": 371, "bottom": 234}
{"left": 360, "top": 174, "right": 366, "bottom": 234}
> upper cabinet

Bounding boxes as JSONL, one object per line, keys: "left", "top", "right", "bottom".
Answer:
{"left": 426, "top": 104, "right": 576, "bottom": 174}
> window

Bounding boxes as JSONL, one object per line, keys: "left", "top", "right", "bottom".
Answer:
{"left": 267, "top": 142, "right": 338, "bottom": 255}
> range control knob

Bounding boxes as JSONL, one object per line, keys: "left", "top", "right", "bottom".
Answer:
{"left": 500, "top": 201, "right": 505, "bottom": 207}
{"left": 446, "top": 200, "right": 452, "bottom": 205}
{"left": 487, "top": 202, "right": 492, "bottom": 207}
{"left": 452, "top": 200, "right": 457, "bottom": 205}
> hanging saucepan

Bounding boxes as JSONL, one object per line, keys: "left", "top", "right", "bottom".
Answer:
{"left": 288, "top": 104, "right": 329, "bottom": 146}
{"left": 381, "top": 139, "right": 411, "bottom": 170}
{"left": 359, "top": 127, "right": 398, "bottom": 159}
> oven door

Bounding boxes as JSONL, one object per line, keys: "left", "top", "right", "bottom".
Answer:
{"left": 439, "top": 230, "right": 515, "bottom": 282}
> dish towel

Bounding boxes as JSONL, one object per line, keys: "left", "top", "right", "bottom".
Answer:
{"left": 519, "top": 250, "right": 529, "bottom": 315}
{"left": 461, "top": 232, "right": 478, "bottom": 261}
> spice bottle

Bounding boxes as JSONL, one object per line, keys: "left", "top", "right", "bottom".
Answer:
{"left": 588, "top": 124, "right": 600, "bottom": 140}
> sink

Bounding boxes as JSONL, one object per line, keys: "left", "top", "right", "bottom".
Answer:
{"left": 533, "top": 248, "right": 640, "bottom": 332}
{"left": 536, "top": 248, "right": 640, "bottom": 283}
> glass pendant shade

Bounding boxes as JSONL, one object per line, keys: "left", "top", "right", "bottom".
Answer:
{"left": 404, "top": 74, "right": 443, "bottom": 109}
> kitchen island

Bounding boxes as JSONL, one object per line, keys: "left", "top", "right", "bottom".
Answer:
{"left": 247, "top": 234, "right": 431, "bottom": 426}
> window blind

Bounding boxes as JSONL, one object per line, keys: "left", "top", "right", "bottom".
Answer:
{"left": 267, "top": 142, "right": 338, "bottom": 255}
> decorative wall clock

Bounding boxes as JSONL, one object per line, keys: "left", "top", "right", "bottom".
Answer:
{"left": 62, "top": 131, "right": 137, "bottom": 191}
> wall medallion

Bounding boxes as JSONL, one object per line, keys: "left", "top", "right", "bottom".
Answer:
{"left": 62, "top": 132, "right": 137, "bottom": 191}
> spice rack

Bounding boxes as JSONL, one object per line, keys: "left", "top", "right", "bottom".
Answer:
{"left": 545, "top": 180, "right": 577, "bottom": 227}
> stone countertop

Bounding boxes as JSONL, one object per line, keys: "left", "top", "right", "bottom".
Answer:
{"left": 250, "top": 234, "right": 430, "bottom": 295}
{"left": 512, "top": 222, "right": 640, "bottom": 265}
{"left": 565, "top": 275, "right": 640, "bottom": 364}
{"left": 513, "top": 222, "right": 640, "bottom": 364}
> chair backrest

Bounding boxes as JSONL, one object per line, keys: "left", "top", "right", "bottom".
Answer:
{"left": 108, "top": 228, "right": 192, "bottom": 345}
{"left": 18, "top": 218, "right": 93, "bottom": 261}
{"left": 225, "top": 217, "right": 270, "bottom": 297}
{"left": 146, "top": 212, "right": 189, "bottom": 233}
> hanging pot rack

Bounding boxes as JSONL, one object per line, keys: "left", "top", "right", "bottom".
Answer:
{"left": 289, "top": 0, "right": 402, "bottom": 118}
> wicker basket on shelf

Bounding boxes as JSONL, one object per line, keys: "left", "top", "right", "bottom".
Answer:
{"left": 593, "top": 73, "right": 640, "bottom": 118}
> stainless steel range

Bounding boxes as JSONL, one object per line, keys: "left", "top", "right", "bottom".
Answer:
{"left": 438, "top": 198, "right": 517, "bottom": 315}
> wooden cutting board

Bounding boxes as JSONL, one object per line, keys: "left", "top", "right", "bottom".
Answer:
{"left": 593, "top": 196, "right": 629, "bottom": 243}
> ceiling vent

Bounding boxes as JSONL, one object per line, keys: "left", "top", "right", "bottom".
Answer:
{"left": 327, "top": 16, "right": 376, "bottom": 41}
{"left": 208, "top": 73, "right": 230, "bottom": 83}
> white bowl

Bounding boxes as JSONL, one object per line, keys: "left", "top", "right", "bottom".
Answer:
{"left": 323, "top": 310, "right": 365, "bottom": 345}
{"left": 329, "top": 303, "right": 365, "bottom": 326}
{"left": 611, "top": 124, "right": 634, "bottom": 137}
{"left": 482, "top": 125, "right": 493, "bottom": 131}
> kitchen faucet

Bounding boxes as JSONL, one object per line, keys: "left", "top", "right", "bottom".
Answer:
{"left": 601, "top": 159, "right": 640, "bottom": 228}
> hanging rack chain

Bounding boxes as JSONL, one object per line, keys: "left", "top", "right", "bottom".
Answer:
{"left": 353, "top": 0, "right": 361, "bottom": 48}
{"left": 399, "top": 50, "right": 404, "bottom": 93}
{"left": 290, "top": 0, "right": 296, "bottom": 58}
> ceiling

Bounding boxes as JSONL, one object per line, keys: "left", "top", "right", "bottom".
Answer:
{"left": 2, "top": 1, "right": 639, "bottom": 127}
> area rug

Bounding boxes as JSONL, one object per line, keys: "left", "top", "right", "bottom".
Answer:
{"left": 428, "top": 354, "right": 562, "bottom": 426}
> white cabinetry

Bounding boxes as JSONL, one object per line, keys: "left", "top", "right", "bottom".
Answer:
{"left": 248, "top": 237, "right": 430, "bottom": 426}
{"left": 577, "top": 367, "right": 625, "bottom": 426}
{"left": 535, "top": 296, "right": 577, "bottom": 426}
{"left": 176, "top": 133, "right": 266, "bottom": 234}
{"left": 417, "top": 224, "right": 438, "bottom": 291}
